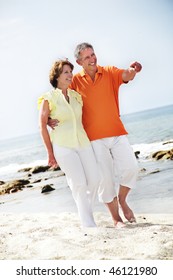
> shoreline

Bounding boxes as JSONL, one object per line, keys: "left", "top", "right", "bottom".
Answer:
{"left": 1, "top": 169, "right": 172, "bottom": 260}
{"left": 0, "top": 158, "right": 173, "bottom": 215}
{"left": 0, "top": 142, "right": 173, "bottom": 261}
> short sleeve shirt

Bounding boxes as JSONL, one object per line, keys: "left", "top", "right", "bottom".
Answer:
{"left": 70, "top": 65, "right": 127, "bottom": 141}
{"left": 38, "top": 88, "right": 90, "bottom": 147}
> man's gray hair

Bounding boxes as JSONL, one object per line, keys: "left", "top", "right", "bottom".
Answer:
{"left": 74, "top": 42, "right": 94, "bottom": 60}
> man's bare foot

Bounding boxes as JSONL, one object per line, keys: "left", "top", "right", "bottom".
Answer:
{"left": 105, "top": 197, "right": 125, "bottom": 227}
{"left": 114, "top": 221, "right": 126, "bottom": 228}
{"left": 119, "top": 201, "right": 136, "bottom": 223}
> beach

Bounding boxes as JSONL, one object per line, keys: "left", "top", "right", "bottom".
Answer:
{"left": 0, "top": 105, "right": 173, "bottom": 261}
{"left": 0, "top": 212, "right": 173, "bottom": 260}
{"left": 0, "top": 157, "right": 173, "bottom": 260}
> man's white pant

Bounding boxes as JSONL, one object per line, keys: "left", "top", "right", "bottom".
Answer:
{"left": 53, "top": 144, "right": 100, "bottom": 227}
{"left": 91, "top": 135, "right": 138, "bottom": 203}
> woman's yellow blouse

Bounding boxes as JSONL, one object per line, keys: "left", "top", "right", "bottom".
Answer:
{"left": 38, "top": 88, "right": 90, "bottom": 148}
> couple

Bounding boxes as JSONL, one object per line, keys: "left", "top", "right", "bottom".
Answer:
{"left": 38, "top": 42, "right": 142, "bottom": 228}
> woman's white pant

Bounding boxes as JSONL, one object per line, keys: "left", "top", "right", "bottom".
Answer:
{"left": 91, "top": 135, "right": 138, "bottom": 203}
{"left": 53, "top": 144, "right": 100, "bottom": 227}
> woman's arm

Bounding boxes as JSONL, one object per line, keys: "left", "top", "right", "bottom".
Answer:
{"left": 39, "top": 100, "right": 58, "bottom": 168}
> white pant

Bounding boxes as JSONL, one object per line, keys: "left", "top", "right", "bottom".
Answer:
{"left": 91, "top": 135, "right": 138, "bottom": 203}
{"left": 53, "top": 144, "right": 100, "bottom": 227}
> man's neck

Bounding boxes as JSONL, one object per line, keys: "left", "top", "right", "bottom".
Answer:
{"left": 84, "top": 67, "right": 98, "bottom": 82}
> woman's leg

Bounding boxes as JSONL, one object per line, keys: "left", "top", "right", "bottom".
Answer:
{"left": 76, "top": 145, "right": 100, "bottom": 210}
{"left": 53, "top": 144, "right": 96, "bottom": 227}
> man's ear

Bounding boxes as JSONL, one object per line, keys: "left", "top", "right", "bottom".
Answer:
{"left": 76, "top": 59, "right": 82, "bottom": 66}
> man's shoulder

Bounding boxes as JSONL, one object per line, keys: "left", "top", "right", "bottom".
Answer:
{"left": 73, "top": 70, "right": 84, "bottom": 79}
{"left": 73, "top": 72, "right": 81, "bottom": 78}
{"left": 102, "top": 65, "right": 118, "bottom": 71}
{"left": 102, "top": 65, "right": 124, "bottom": 78}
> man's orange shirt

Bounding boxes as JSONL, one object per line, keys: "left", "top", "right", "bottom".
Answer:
{"left": 70, "top": 65, "right": 128, "bottom": 141}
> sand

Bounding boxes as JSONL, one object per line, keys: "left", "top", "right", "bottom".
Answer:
{"left": 0, "top": 159, "right": 173, "bottom": 262}
{"left": 0, "top": 212, "right": 173, "bottom": 260}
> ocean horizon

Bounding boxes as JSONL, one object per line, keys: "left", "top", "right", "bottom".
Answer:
{"left": 1, "top": 103, "right": 173, "bottom": 142}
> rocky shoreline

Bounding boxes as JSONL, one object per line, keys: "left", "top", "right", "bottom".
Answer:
{"left": 0, "top": 165, "right": 63, "bottom": 196}
{"left": 0, "top": 146, "right": 172, "bottom": 196}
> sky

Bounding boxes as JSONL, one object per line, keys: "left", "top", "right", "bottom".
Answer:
{"left": 0, "top": 0, "right": 173, "bottom": 140}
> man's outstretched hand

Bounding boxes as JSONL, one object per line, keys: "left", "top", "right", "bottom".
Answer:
{"left": 130, "top": 61, "right": 142, "bottom": 73}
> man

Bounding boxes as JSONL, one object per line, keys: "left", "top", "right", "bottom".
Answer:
{"left": 50, "top": 42, "right": 142, "bottom": 228}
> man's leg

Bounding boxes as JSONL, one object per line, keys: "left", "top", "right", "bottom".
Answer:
{"left": 118, "top": 185, "right": 136, "bottom": 222}
{"left": 105, "top": 196, "right": 125, "bottom": 227}
{"left": 111, "top": 135, "right": 138, "bottom": 222}
{"left": 91, "top": 138, "right": 125, "bottom": 227}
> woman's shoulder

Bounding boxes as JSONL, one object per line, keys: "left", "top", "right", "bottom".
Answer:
{"left": 43, "top": 89, "right": 60, "bottom": 100}
{"left": 68, "top": 89, "right": 82, "bottom": 104}
{"left": 37, "top": 90, "right": 56, "bottom": 109}
{"left": 39, "top": 89, "right": 53, "bottom": 98}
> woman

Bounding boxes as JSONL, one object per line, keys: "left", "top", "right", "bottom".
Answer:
{"left": 38, "top": 59, "right": 100, "bottom": 227}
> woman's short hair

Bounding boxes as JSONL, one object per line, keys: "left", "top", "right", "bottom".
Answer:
{"left": 49, "top": 60, "right": 74, "bottom": 88}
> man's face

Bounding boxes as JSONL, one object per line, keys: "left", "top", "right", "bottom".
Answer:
{"left": 77, "top": 47, "right": 97, "bottom": 73}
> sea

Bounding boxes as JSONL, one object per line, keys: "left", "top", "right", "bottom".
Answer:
{"left": 0, "top": 104, "right": 173, "bottom": 214}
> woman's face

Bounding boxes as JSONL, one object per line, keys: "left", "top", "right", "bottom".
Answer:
{"left": 57, "top": 64, "right": 73, "bottom": 88}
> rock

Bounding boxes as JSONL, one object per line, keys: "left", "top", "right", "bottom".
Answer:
{"left": 149, "top": 169, "right": 160, "bottom": 174}
{"left": 30, "top": 165, "right": 50, "bottom": 173}
{"left": 0, "top": 179, "right": 30, "bottom": 195}
{"left": 163, "top": 140, "right": 173, "bottom": 145}
{"left": 140, "top": 168, "right": 146, "bottom": 172}
{"left": 152, "top": 149, "right": 173, "bottom": 160}
{"left": 0, "top": 181, "right": 5, "bottom": 185}
{"left": 10, "top": 187, "right": 23, "bottom": 193}
{"left": 41, "top": 184, "right": 55, "bottom": 193}
{"left": 134, "top": 151, "right": 140, "bottom": 159}
{"left": 6, "top": 179, "right": 30, "bottom": 187}
{"left": 18, "top": 165, "right": 61, "bottom": 174}
{"left": 31, "top": 179, "right": 42, "bottom": 183}
{"left": 18, "top": 167, "right": 33, "bottom": 172}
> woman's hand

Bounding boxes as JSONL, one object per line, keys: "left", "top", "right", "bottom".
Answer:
{"left": 48, "top": 154, "right": 59, "bottom": 169}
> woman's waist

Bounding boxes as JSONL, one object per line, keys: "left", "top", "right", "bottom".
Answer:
{"left": 50, "top": 124, "right": 87, "bottom": 136}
